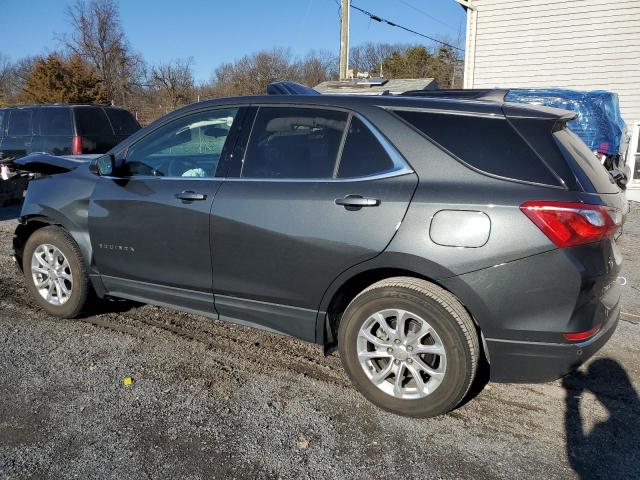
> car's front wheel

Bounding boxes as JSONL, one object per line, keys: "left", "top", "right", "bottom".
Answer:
{"left": 23, "top": 226, "right": 92, "bottom": 318}
{"left": 338, "top": 277, "right": 479, "bottom": 418}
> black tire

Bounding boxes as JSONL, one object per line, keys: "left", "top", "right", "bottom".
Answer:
{"left": 22, "top": 226, "right": 92, "bottom": 318}
{"left": 338, "top": 277, "right": 479, "bottom": 418}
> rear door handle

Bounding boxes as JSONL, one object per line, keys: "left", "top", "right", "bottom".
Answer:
{"left": 175, "top": 190, "right": 207, "bottom": 201}
{"left": 335, "top": 195, "right": 381, "bottom": 208}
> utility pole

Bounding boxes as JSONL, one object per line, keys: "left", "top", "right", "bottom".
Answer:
{"left": 339, "top": 0, "right": 350, "bottom": 80}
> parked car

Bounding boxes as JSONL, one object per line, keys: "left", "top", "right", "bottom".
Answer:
{"left": 12, "top": 87, "right": 625, "bottom": 418}
{"left": 0, "top": 104, "right": 140, "bottom": 169}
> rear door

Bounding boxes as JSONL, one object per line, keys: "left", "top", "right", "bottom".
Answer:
{"left": 1, "top": 108, "right": 34, "bottom": 160}
{"left": 211, "top": 106, "right": 418, "bottom": 340}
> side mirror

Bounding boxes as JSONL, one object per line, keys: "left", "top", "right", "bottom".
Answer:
{"left": 96, "top": 155, "right": 115, "bottom": 176}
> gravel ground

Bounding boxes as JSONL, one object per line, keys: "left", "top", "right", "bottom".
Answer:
{"left": 1, "top": 201, "right": 639, "bottom": 480}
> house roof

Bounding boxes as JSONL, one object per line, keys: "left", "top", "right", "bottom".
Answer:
{"left": 314, "top": 78, "right": 438, "bottom": 95}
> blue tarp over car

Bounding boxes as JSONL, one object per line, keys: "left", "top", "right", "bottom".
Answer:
{"left": 506, "top": 88, "right": 627, "bottom": 156}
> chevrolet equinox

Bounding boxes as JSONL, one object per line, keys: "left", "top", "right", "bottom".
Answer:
{"left": 12, "top": 89, "right": 625, "bottom": 417}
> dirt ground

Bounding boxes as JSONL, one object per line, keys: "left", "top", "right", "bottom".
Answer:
{"left": 0, "top": 201, "right": 639, "bottom": 480}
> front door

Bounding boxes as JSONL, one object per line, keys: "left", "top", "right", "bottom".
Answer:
{"left": 89, "top": 107, "right": 243, "bottom": 313}
{"left": 211, "top": 106, "right": 418, "bottom": 340}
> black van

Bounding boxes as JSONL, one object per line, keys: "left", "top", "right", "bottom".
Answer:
{"left": 0, "top": 104, "right": 141, "bottom": 162}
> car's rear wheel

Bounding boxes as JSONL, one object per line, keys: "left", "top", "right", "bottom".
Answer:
{"left": 338, "top": 277, "right": 479, "bottom": 418}
{"left": 23, "top": 226, "right": 91, "bottom": 318}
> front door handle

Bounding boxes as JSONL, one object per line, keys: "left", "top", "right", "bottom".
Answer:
{"left": 335, "top": 195, "right": 381, "bottom": 208}
{"left": 175, "top": 190, "right": 207, "bottom": 201}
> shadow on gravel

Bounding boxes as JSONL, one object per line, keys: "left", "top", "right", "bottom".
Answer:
{"left": 79, "top": 298, "right": 144, "bottom": 318}
{"left": 563, "top": 358, "right": 640, "bottom": 479}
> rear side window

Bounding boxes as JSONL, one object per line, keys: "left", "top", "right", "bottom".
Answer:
{"left": 337, "top": 117, "right": 395, "bottom": 178}
{"left": 395, "top": 110, "right": 560, "bottom": 186}
{"left": 40, "top": 108, "right": 72, "bottom": 135}
{"left": 105, "top": 108, "right": 141, "bottom": 135}
{"left": 241, "top": 107, "right": 348, "bottom": 179}
{"left": 8, "top": 110, "right": 33, "bottom": 136}
{"left": 0, "top": 111, "right": 5, "bottom": 136}
{"left": 74, "top": 107, "right": 113, "bottom": 135}
{"left": 554, "top": 128, "right": 618, "bottom": 194}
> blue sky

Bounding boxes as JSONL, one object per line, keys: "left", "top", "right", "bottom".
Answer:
{"left": 0, "top": 0, "right": 466, "bottom": 83}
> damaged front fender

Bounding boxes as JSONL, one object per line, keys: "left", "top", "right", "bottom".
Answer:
{"left": 11, "top": 153, "right": 99, "bottom": 176}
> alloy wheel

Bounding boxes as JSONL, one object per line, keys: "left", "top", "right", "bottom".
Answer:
{"left": 31, "top": 244, "right": 74, "bottom": 306}
{"left": 357, "top": 308, "right": 447, "bottom": 400}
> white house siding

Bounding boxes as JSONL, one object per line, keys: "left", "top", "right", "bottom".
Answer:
{"left": 463, "top": 0, "right": 640, "bottom": 191}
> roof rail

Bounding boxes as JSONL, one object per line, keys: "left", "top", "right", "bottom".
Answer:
{"left": 266, "top": 81, "right": 321, "bottom": 96}
{"left": 400, "top": 88, "right": 510, "bottom": 103}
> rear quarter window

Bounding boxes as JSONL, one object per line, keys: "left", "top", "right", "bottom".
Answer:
{"left": 105, "top": 108, "right": 141, "bottom": 135}
{"left": 394, "top": 110, "right": 561, "bottom": 186}
{"left": 74, "top": 107, "right": 113, "bottom": 135}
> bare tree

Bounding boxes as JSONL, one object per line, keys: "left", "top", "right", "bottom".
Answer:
{"left": 350, "top": 42, "right": 405, "bottom": 76}
{"left": 150, "top": 58, "right": 195, "bottom": 109}
{"left": 205, "top": 48, "right": 299, "bottom": 98}
{"left": 62, "top": 0, "right": 143, "bottom": 104}
{"left": 296, "top": 50, "right": 338, "bottom": 87}
{"left": 0, "top": 53, "right": 40, "bottom": 105}
{"left": 0, "top": 53, "right": 12, "bottom": 104}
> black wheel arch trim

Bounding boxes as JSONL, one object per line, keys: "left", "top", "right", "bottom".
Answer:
{"left": 315, "top": 251, "right": 469, "bottom": 346}
{"left": 14, "top": 213, "right": 97, "bottom": 286}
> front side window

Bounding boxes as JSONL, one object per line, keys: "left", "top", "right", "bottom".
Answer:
{"left": 8, "top": 110, "right": 33, "bottom": 136}
{"left": 124, "top": 108, "right": 238, "bottom": 178}
{"left": 241, "top": 107, "right": 348, "bottom": 179}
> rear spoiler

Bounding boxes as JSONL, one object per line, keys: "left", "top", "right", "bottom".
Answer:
{"left": 12, "top": 153, "right": 94, "bottom": 175}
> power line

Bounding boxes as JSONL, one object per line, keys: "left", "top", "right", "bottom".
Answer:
{"left": 398, "top": 0, "right": 459, "bottom": 32}
{"left": 349, "top": 3, "right": 464, "bottom": 52}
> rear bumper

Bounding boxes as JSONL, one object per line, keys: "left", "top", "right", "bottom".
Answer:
{"left": 486, "top": 302, "right": 620, "bottom": 383}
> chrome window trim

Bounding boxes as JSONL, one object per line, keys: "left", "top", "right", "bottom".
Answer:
{"left": 104, "top": 170, "right": 414, "bottom": 183}
{"left": 234, "top": 109, "right": 413, "bottom": 183}
{"left": 224, "top": 170, "right": 414, "bottom": 183}
{"left": 105, "top": 106, "right": 414, "bottom": 183}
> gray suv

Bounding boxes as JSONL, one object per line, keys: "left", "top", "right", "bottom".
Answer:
{"left": 12, "top": 91, "right": 624, "bottom": 417}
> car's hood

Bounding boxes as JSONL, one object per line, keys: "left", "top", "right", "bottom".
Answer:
{"left": 11, "top": 153, "right": 101, "bottom": 175}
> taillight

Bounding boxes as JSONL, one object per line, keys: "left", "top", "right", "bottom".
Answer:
{"left": 71, "top": 135, "right": 83, "bottom": 155}
{"left": 520, "top": 201, "right": 622, "bottom": 248}
{"left": 563, "top": 324, "right": 601, "bottom": 341}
